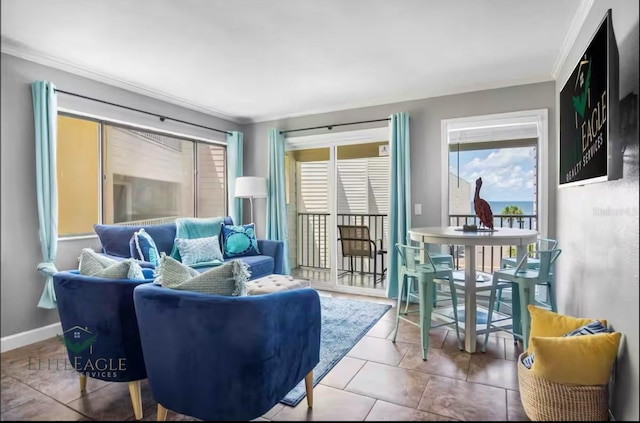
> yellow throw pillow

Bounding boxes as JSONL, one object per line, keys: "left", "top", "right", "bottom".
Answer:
{"left": 530, "top": 332, "right": 621, "bottom": 385}
{"left": 527, "top": 305, "right": 607, "bottom": 352}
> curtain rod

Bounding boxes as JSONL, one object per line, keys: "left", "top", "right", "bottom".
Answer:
{"left": 280, "top": 118, "right": 390, "bottom": 134}
{"left": 53, "top": 89, "right": 233, "bottom": 136}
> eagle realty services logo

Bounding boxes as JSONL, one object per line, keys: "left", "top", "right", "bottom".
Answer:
{"left": 28, "top": 326, "right": 126, "bottom": 378}
{"left": 57, "top": 326, "right": 97, "bottom": 354}
{"left": 564, "top": 52, "right": 608, "bottom": 184}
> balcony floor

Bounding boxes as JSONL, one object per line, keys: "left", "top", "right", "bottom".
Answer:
{"left": 291, "top": 267, "right": 386, "bottom": 292}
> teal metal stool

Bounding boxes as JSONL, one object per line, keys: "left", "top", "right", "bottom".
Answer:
{"left": 402, "top": 250, "right": 455, "bottom": 313}
{"left": 482, "top": 247, "right": 562, "bottom": 352}
{"left": 392, "top": 243, "right": 462, "bottom": 360}
{"left": 496, "top": 238, "right": 559, "bottom": 312}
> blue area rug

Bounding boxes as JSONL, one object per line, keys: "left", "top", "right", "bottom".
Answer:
{"left": 280, "top": 295, "right": 391, "bottom": 406}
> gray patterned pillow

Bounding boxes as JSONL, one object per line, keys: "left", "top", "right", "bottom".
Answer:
{"left": 174, "top": 235, "right": 224, "bottom": 267}
{"left": 78, "top": 248, "right": 145, "bottom": 280}
{"left": 155, "top": 254, "right": 249, "bottom": 296}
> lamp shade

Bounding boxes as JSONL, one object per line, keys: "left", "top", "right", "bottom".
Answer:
{"left": 235, "top": 176, "right": 267, "bottom": 198}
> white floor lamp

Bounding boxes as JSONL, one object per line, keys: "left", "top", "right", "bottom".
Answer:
{"left": 234, "top": 176, "right": 267, "bottom": 225}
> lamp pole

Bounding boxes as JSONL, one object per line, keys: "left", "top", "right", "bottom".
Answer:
{"left": 248, "top": 196, "right": 255, "bottom": 224}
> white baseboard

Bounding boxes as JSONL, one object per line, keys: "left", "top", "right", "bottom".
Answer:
{"left": 1, "top": 322, "right": 62, "bottom": 353}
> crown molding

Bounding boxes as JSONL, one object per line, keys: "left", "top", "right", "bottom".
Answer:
{"left": 551, "top": 0, "right": 595, "bottom": 79}
{"left": 247, "top": 75, "right": 553, "bottom": 124}
{"left": 1, "top": 39, "right": 248, "bottom": 124}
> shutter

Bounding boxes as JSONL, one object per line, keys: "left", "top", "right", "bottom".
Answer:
{"left": 367, "top": 156, "right": 389, "bottom": 249}
{"left": 337, "top": 159, "right": 368, "bottom": 214}
{"left": 297, "top": 161, "right": 329, "bottom": 267}
{"left": 298, "top": 161, "right": 329, "bottom": 213}
{"left": 367, "top": 157, "right": 389, "bottom": 214}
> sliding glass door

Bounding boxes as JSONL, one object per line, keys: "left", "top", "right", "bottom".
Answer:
{"left": 288, "top": 139, "right": 389, "bottom": 295}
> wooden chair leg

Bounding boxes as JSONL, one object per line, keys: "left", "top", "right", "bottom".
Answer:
{"left": 128, "top": 380, "right": 143, "bottom": 420}
{"left": 79, "top": 374, "right": 87, "bottom": 394}
{"left": 157, "top": 404, "right": 168, "bottom": 422}
{"left": 304, "top": 371, "right": 314, "bottom": 408}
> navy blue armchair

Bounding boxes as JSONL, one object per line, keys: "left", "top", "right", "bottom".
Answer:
{"left": 133, "top": 284, "right": 321, "bottom": 421}
{"left": 53, "top": 269, "right": 155, "bottom": 420}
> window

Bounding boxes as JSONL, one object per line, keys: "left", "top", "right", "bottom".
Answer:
{"left": 57, "top": 115, "right": 100, "bottom": 236}
{"left": 448, "top": 141, "right": 538, "bottom": 229}
{"left": 447, "top": 134, "right": 539, "bottom": 273}
{"left": 57, "top": 114, "right": 227, "bottom": 237}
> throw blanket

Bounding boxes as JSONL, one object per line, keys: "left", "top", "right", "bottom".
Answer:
{"left": 170, "top": 217, "right": 224, "bottom": 268}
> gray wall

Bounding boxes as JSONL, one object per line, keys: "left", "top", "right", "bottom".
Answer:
{"left": 244, "top": 81, "right": 556, "bottom": 239}
{"left": 554, "top": 1, "right": 639, "bottom": 420}
{"left": 0, "top": 53, "right": 241, "bottom": 338}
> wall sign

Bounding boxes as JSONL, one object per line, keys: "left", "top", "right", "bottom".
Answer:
{"left": 559, "top": 9, "right": 621, "bottom": 187}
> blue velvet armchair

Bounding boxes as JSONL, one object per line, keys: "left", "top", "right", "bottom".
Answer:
{"left": 53, "top": 269, "right": 155, "bottom": 420}
{"left": 133, "top": 284, "right": 321, "bottom": 421}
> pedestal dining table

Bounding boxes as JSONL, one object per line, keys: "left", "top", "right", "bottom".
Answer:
{"left": 408, "top": 226, "right": 539, "bottom": 353}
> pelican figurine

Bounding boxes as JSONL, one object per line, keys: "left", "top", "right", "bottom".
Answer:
{"left": 474, "top": 177, "right": 494, "bottom": 230}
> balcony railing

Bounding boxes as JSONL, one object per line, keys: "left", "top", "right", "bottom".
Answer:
{"left": 296, "top": 213, "right": 537, "bottom": 275}
{"left": 297, "top": 213, "right": 388, "bottom": 274}
{"left": 449, "top": 214, "right": 538, "bottom": 272}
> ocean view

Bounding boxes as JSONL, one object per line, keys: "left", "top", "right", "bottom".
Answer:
{"left": 452, "top": 201, "right": 537, "bottom": 229}
{"left": 468, "top": 200, "right": 536, "bottom": 215}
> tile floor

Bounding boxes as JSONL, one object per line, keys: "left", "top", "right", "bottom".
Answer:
{"left": 0, "top": 291, "right": 529, "bottom": 421}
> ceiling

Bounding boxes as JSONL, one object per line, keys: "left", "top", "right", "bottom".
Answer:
{"left": 1, "top": 0, "right": 585, "bottom": 123}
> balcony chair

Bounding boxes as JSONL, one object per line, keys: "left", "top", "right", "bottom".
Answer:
{"left": 337, "top": 225, "right": 387, "bottom": 285}
{"left": 482, "top": 247, "right": 562, "bottom": 352}
{"left": 497, "top": 237, "right": 559, "bottom": 312}
{"left": 53, "top": 269, "right": 156, "bottom": 420}
{"left": 133, "top": 283, "right": 321, "bottom": 421}
{"left": 392, "top": 243, "right": 463, "bottom": 360}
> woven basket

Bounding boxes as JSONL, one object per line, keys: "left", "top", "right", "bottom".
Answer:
{"left": 517, "top": 352, "right": 609, "bottom": 421}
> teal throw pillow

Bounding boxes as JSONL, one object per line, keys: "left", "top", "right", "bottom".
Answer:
{"left": 78, "top": 248, "right": 146, "bottom": 280}
{"left": 174, "top": 235, "right": 224, "bottom": 267}
{"left": 154, "top": 254, "right": 249, "bottom": 296}
{"left": 222, "top": 223, "right": 260, "bottom": 258}
{"left": 170, "top": 217, "right": 224, "bottom": 261}
{"left": 129, "top": 228, "right": 160, "bottom": 266}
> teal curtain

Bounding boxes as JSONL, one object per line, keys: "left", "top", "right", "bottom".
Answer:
{"left": 266, "top": 128, "right": 290, "bottom": 275}
{"left": 226, "top": 131, "right": 243, "bottom": 225}
{"left": 32, "top": 81, "right": 59, "bottom": 309}
{"left": 386, "top": 112, "right": 411, "bottom": 299}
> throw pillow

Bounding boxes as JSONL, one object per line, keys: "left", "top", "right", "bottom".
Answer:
{"left": 222, "top": 223, "right": 260, "bottom": 258}
{"left": 522, "top": 320, "right": 609, "bottom": 369}
{"left": 526, "top": 304, "right": 607, "bottom": 353}
{"left": 170, "top": 217, "right": 224, "bottom": 261}
{"left": 129, "top": 228, "right": 160, "bottom": 266}
{"left": 78, "top": 248, "right": 145, "bottom": 280}
{"left": 174, "top": 235, "right": 224, "bottom": 267}
{"left": 154, "top": 254, "right": 249, "bottom": 296}
{"left": 529, "top": 332, "right": 621, "bottom": 385}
